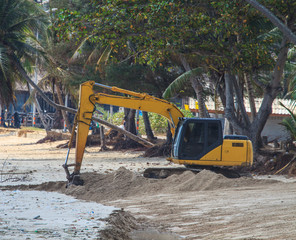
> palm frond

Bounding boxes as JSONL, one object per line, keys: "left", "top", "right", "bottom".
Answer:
{"left": 257, "top": 27, "right": 282, "bottom": 42}
{"left": 287, "top": 46, "right": 296, "bottom": 59}
{"left": 279, "top": 117, "right": 296, "bottom": 140}
{"left": 69, "top": 36, "right": 92, "bottom": 63}
{"left": 85, "top": 47, "right": 101, "bottom": 66}
{"left": 0, "top": 47, "right": 8, "bottom": 81}
{"left": 279, "top": 101, "right": 296, "bottom": 123}
{"left": 96, "top": 45, "right": 112, "bottom": 73}
{"left": 162, "top": 67, "right": 203, "bottom": 99}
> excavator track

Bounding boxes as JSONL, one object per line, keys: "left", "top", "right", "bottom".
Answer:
{"left": 143, "top": 167, "right": 201, "bottom": 179}
{"left": 143, "top": 166, "right": 245, "bottom": 179}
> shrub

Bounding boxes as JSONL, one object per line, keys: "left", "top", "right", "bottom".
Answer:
{"left": 109, "top": 108, "right": 195, "bottom": 135}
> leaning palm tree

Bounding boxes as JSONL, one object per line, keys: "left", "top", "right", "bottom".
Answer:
{"left": 0, "top": 0, "right": 48, "bottom": 107}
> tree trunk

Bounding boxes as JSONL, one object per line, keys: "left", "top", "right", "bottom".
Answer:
{"left": 26, "top": 82, "right": 50, "bottom": 131}
{"left": 250, "top": 37, "right": 289, "bottom": 152}
{"left": 125, "top": 108, "right": 137, "bottom": 134}
{"left": 225, "top": 37, "right": 289, "bottom": 153}
{"left": 34, "top": 96, "right": 51, "bottom": 131}
{"left": 232, "top": 74, "right": 250, "bottom": 128}
{"left": 190, "top": 77, "right": 210, "bottom": 118}
{"left": 166, "top": 122, "right": 173, "bottom": 145}
{"left": 224, "top": 72, "right": 246, "bottom": 133}
{"left": 244, "top": 73, "right": 257, "bottom": 121}
{"left": 179, "top": 55, "right": 210, "bottom": 118}
{"left": 99, "top": 125, "right": 108, "bottom": 151}
{"left": 56, "top": 82, "right": 72, "bottom": 132}
{"left": 123, "top": 108, "right": 139, "bottom": 147}
{"left": 143, "top": 111, "right": 156, "bottom": 141}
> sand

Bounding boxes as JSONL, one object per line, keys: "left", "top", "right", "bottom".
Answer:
{"left": 1, "top": 129, "right": 296, "bottom": 239}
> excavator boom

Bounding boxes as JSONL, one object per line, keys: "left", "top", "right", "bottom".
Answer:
{"left": 64, "top": 81, "right": 184, "bottom": 184}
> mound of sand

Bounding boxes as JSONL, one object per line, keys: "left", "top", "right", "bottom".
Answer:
{"left": 20, "top": 167, "right": 278, "bottom": 204}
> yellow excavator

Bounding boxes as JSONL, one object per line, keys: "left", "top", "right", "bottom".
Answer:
{"left": 63, "top": 81, "right": 253, "bottom": 185}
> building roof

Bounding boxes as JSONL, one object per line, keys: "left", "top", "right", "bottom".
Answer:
{"left": 188, "top": 97, "right": 294, "bottom": 117}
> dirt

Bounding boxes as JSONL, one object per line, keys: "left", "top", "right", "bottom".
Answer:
{"left": 16, "top": 168, "right": 277, "bottom": 202}
{"left": 36, "top": 131, "right": 70, "bottom": 144}
{"left": 1, "top": 128, "right": 296, "bottom": 239}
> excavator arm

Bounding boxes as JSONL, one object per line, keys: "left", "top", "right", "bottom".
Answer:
{"left": 63, "top": 81, "right": 184, "bottom": 184}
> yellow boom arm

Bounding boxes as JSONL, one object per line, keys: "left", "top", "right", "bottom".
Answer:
{"left": 68, "top": 81, "right": 184, "bottom": 181}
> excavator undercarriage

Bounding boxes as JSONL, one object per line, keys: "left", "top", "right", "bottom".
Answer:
{"left": 143, "top": 166, "right": 249, "bottom": 179}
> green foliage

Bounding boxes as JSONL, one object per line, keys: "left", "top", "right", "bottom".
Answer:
{"left": 95, "top": 106, "right": 109, "bottom": 121}
{"left": 279, "top": 102, "right": 296, "bottom": 140}
{"left": 181, "top": 109, "right": 195, "bottom": 118}
{"left": 109, "top": 111, "right": 168, "bottom": 134}
{"left": 285, "top": 47, "right": 296, "bottom": 99}
{"left": 163, "top": 67, "right": 203, "bottom": 99}
{"left": 109, "top": 111, "right": 125, "bottom": 126}
{"left": 144, "top": 112, "right": 168, "bottom": 135}
{"left": 105, "top": 63, "right": 148, "bottom": 91}
{"left": 0, "top": 0, "right": 49, "bottom": 107}
{"left": 54, "top": 0, "right": 296, "bottom": 106}
{"left": 109, "top": 107, "right": 194, "bottom": 135}
{"left": 50, "top": 0, "right": 92, "bottom": 14}
{"left": 280, "top": 117, "right": 296, "bottom": 140}
{"left": 55, "top": 0, "right": 280, "bottom": 73}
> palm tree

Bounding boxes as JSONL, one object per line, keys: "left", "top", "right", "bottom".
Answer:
{"left": 0, "top": 0, "right": 48, "bottom": 107}
{"left": 279, "top": 102, "right": 296, "bottom": 141}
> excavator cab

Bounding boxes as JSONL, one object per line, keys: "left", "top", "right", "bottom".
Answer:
{"left": 171, "top": 118, "right": 253, "bottom": 167}
{"left": 173, "top": 118, "right": 223, "bottom": 160}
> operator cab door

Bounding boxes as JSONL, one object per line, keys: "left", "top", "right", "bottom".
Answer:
{"left": 176, "top": 119, "right": 223, "bottom": 161}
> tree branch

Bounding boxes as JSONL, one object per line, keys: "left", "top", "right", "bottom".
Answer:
{"left": 231, "top": 74, "right": 250, "bottom": 127}
{"left": 224, "top": 72, "right": 244, "bottom": 133}
{"left": 244, "top": 0, "right": 296, "bottom": 45}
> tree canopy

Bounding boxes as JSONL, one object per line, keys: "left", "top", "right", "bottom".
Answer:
{"left": 54, "top": 0, "right": 296, "bottom": 151}
{"left": 2, "top": 0, "right": 296, "bottom": 153}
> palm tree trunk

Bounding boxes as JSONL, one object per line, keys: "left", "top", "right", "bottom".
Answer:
{"left": 34, "top": 96, "right": 51, "bottom": 131}
{"left": 26, "top": 81, "right": 50, "bottom": 131}
{"left": 56, "top": 82, "right": 72, "bottom": 132}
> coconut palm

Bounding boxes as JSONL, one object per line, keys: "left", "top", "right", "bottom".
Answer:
{"left": 0, "top": 0, "right": 48, "bottom": 107}
{"left": 279, "top": 102, "right": 296, "bottom": 141}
